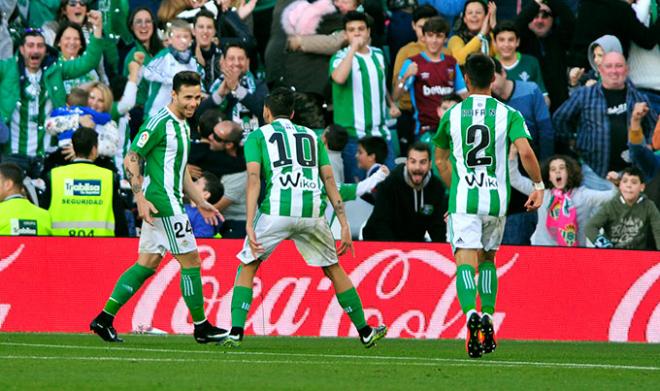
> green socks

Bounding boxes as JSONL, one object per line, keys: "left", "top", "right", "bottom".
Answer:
{"left": 336, "top": 288, "right": 367, "bottom": 330}
{"left": 231, "top": 286, "right": 253, "bottom": 328}
{"left": 456, "top": 264, "right": 477, "bottom": 314}
{"left": 478, "top": 262, "right": 498, "bottom": 315}
{"left": 103, "top": 263, "right": 155, "bottom": 316}
{"left": 180, "top": 267, "right": 206, "bottom": 323}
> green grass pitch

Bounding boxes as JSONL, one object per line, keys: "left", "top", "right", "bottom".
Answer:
{"left": 1, "top": 333, "right": 658, "bottom": 390}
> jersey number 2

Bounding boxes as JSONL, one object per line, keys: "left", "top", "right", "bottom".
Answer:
{"left": 269, "top": 133, "right": 317, "bottom": 168}
{"left": 466, "top": 124, "right": 493, "bottom": 168}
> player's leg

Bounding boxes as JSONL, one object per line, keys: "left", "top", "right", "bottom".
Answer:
{"left": 175, "top": 250, "right": 228, "bottom": 343}
{"left": 225, "top": 260, "right": 262, "bottom": 346}
{"left": 90, "top": 252, "right": 162, "bottom": 342}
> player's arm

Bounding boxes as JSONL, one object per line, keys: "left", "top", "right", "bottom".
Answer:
{"left": 183, "top": 167, "right": 221, "bottom": 226}
{"left": 245, "top": 161, "right": 264, "bottom": 257}
{"left": 124, "top": 150, "right": 158, "bottom": 224}
{"left": 320, "top": 164, "right": 353, "bottom": 256}
{"left": 513, "top": 137, "right": 544, "bottom": 211}
{"left": 435, "top": 147, "right": 452, "bottom": 188}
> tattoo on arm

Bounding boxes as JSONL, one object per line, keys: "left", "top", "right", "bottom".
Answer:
{"left": 131, "top": 183, "right": 142, "bottom": 194}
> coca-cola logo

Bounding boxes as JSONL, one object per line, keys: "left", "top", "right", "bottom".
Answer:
{"left": 609, "top": 263, "right": 660, "bottom": 343}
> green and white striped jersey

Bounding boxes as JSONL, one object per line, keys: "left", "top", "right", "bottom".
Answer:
{"left": 330, "top": 46, "right": 389, "bottom": 139}
{"left": 244, "top": 119, "right": 330, "bottom": 218}
{"left": 130, "top": 107, "right": 190, "bottom": 217}
{"left": 432, "top": 94, "right": 531, "bottom": 217}
{"left": 8, "top": 70, "right": 51, "bottom": 157}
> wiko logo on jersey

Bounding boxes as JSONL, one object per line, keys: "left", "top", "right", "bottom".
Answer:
{"left": 10, "top": 219, "right": 38, "bottom": 235}
{"left": 464, "top": 172, "right": 499, "bottom": 189}
{"left": 279, "top": 172, "right": 318, "bottom": 190}
{"left": 64, "top": 179, "right": 102, "bottom": 196}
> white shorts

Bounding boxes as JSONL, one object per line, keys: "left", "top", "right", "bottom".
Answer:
{"left": 139, "top": 214, "right": 197, "bottom": 255}
{"left": 237, "top": 214, "right": 338, "bottom": 267}
{"left": 447, "top": 213, "right": 506, "bottom": 253}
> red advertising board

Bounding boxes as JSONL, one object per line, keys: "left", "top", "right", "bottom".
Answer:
{"left": 0, "top": 237, "right": 658, "bottom": 342}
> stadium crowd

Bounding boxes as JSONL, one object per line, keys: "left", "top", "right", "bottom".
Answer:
{"left": 0, "top": 0, "right": 659, "bottom": 250}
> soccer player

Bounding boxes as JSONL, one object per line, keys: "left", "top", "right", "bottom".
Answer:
{"left": 221, "top": 87, "right": 387, "bottom": 348}
{"left": 433, "top": 54, "right": 544, "bottom": 358}
{"left": 90, "top": 71, "right": 226, "bottom": 343}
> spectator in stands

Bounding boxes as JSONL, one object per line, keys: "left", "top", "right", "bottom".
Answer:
{"left": 0, "top": 14, "right": 104, "bottom": 178}
{"left": 385, "top": 0, "right": 418, "bottom": 73}
{"left": 447, "top": 0, "right": 497, "bottom": 66}
{"left": 417, "top": 0, "right": 464, "bottom": 32}
{"left": 193, "top": 9, "right": 223, "bottom": 91}
{"left": 553, "top": 52, "right": 658, "bottom": 189}
{"left": 330, "top": 11, "right": 400, "bottom": 183}
{"left": 628, "top": 0, "right": 660, "bottom": 114}
{"left": 322, "top": 124, "right": 349, "bottom": 183}
{"left": 292, "top": 92, "right": 326, "bottom": 131}
{"left": 492, "top": 20, "right": 549, "bottom": 107}
{"left": 508, "top": 145, "right": 616, "bottom": 247}
{"left": 356, "top": 135, "right": 388, "bottom": 182}
{"left": 186, "top": 170, "right": 224, "bottom": 238}
{"left": 391, "top": 4, "right": 438, "bottom": 156}
{"left": 492, "top": 58, "right": 554, "bottom": 245}
{"left": 45, "top": 126, "right": 128, "bottom": 237}
{"left": 0, "top": 162, "right": 52, "bottom": 236}
{"left": 585, "top": 166, "right": 660, "bottom": 250}
{"left": 515, "top": 0, "right": 575, "bottom": 112}
{"left": 568, "top": 35, "right": 623, "bottom": 91}
{"left": 202, "top": 42, "right": 267, "bottom": 133}
{"left": 122, "top": 7, "right": 163, "bottom": 77}
{"left": 54, "top": 21, "right": 107, "bottom": 93}
{"left": 393, "top": 16, "right": 467, "bottom": 140}
{"left": 568, "top": 0, "right": 660, "bottom": 69}
{"left": 362, "top": 141, "right": 447, "bottom": 242}
{"left": 628, "top": 102, "right": 660, "bottom": 182}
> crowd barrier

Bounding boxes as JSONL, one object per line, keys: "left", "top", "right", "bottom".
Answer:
{"left": 1, "top": 237, "right": 658, "bottom": 343}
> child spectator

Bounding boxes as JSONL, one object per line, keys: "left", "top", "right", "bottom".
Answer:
{"left": 568, "top": 35, "right": 622, "bottom": 91}
{"left": 586, "top": 166, "right": 660, "bottom": 250}
{"left": 186, "top": 171, "right": 224, "bottom": 238}
{"left": 509, "top": 146, "right": 617, "bottom": 247}
{"left": 356, "top": 135, "right": 388, "bottom": 179}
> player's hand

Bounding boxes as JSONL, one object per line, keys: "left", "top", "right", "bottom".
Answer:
{"left": 187, "top": 164, "right": 203, "bottom": 179}
{"left": 136, "top": 194, "right": 159, "bottom": 225}
{"left": 337, "top": 224, "right": 354, "bottom": 257}
{"left": 198, "top": 200, "right": 223, "bottom": 226}
{"left": 524, "top": 190, "right": 544, "bottom": 211}
{"left": 246, "top": 225, "right": 264, "bottom": 258}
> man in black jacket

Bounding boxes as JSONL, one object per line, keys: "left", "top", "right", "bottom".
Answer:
{"left": 362, "top": 141, "right": 447, "bottom": 242}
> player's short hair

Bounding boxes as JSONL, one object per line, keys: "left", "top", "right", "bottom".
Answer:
{"left": 422, "top": 16, "right": 449, "bottom": 35}
{"left": 324, "top": 124, "right": 349, "bottom": 152}
{"left": 265, "top": 87, "right": 295, "bottom": 118}
{"left": 200, "top": 171, "right": 224, "bottom": 204}
{"left": 465, "top": 53, "right": 495, "bottom": 89}
{"left": 172, "top": 71, "right": 201, "bottom": 93}
{"left": 0, "top": 162, "right": 25, "bottom": 190}
{"left": 343, "top": 11, "right": 372, "bottom": 30}
{"left": 408, "top": 141, "right": 431, "bottom": 158}
{"left": 620, "top": 166, "right": 645, "bottom": 183}
{"left": 442, "top": 93, "right": 463, "bottom": 105}
{"left": 193, "top": 8, "right": 215, "bottom": 27}
{"left": 493, "top": 20, "right": 519, "bottom": 39}
{"left": 358, "top": 136, "right": 388, "bottom": 164}
{"left": 412, "top": 5, "right": 438, "bottom": 23}
{"left": 72, "top": 126, "right": 98, "bottom": 158}
{"left": 198, "top": 108, "right": 225, "bottom": 139}
{"left": 67, "top": 88, "right": 89, "bottom": 107}
{"left": 541, "top": 155, "right": 582, "bottom": 190}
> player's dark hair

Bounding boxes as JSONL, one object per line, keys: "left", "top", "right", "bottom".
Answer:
{"left": 358, "top": 136, "right": 388, "bottom": 164}
{"left": 408, "top": 140, "right": 430, "bottom": 158}
{"left": 541, "top": 155, "right": 583, "bottom": 190}
{"left": 265, "top": 87, "right": 295, "bottom": 118}
{"left": 198, "top": 108, "right": 225, "bottom": 139}
{"left": 0, "top": 162, "right": 25, "bottom": 190}
{"left": 200, "top": 171, "right": 224, "bottom": 204}
{"left": 493, "top": 20, "right": 519, "bottom": 39}
{"left": 620, "top": 166, "right": 645, "bottom": 183}
{"left": 422, "top": 16, "right": 449, "bottom": 35}
{"left": 465, "top": 53, "right": 495, "bottom": 89}
{"left": 442, "top": 93, "right": 463, "bottom": 105}
{"left": 72, "top": 126, "right": 98, "bottom": 158}
{"left": 173, "top": 71, "right": 201, "bottom": 92}
{"left": 324, "top": 124, "right": 349, "bottom": 152}
{"left": 343, "top": 11, "right": 372, "bottom": 30}
{"left": 412, "top": 5, "right": 438, "bottom": 23}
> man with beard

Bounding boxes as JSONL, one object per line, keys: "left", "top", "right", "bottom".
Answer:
{"left": 362, "top": 141, "right": 447, "bottom": 242}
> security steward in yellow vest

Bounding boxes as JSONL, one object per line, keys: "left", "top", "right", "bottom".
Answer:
{"left": 44, "top": 127, "right": 127, "bottom": 237}
{"left": 0, "top": 162, "right": 52, "bottom": 236}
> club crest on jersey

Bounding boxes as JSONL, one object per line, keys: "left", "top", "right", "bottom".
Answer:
{"left": 137, "top": 132, "right": 149, "bottom": 148}
{"left": 464, "top": 172, "right": 498, "bottom": 189}
{"left": 279, "top": 172, "right": 317, "bottom": 190}
{"left": 420, "top": 72, "right": 430, "bottom": 80}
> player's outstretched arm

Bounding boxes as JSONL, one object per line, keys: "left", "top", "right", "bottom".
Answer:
{"left": 245, "top": 162, "right": 264, "bottom": 257}
{"left": 435, "top": 147, "right": 452, "bottom": 188}
{"left": 124, "top": 151, "right": 158, "bottom": 224}
{"left": 183, "top": 167, "right": 222, "bottom": 226}
{"left": 513, "top": 137, "right": 544, "bottom": 211}
{"left": 320, "top": 165, "right": 354, "bottom": 257}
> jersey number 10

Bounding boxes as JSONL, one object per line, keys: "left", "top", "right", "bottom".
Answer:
{"left": 269, "top": 132, "right": 318, "bottom": 168}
